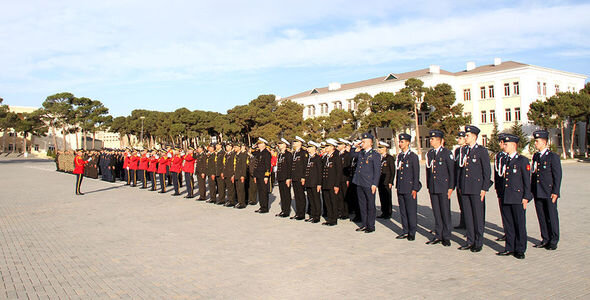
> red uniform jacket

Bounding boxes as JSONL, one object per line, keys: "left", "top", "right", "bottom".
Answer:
{"left": 147, "top": 157, "right": 158, "bottom": 172}
{"left": 138, "top": 155, "right": 149, "bottom": 170}
{"left": 129, "top": 156, "right": 139, "bottom": 170}
{"left": 157, "top": 157, "right": 169, "bottom": 174}
{"left": 170, "top": 155, "right": 184, "bottom": 173}
{"left": 123, "top": 155, "right": 129, "bottom": 169}
{"left": 182, "top": 154, "right": 196, "bottom": 173}
{"left": 73, "top": 155, "right": 89, "bottom": 174}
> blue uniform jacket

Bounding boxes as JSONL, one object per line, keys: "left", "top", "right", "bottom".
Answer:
{"left": 531, "top": 150, "right": 562, "bottom": 199}
{"left": 458, "top": 144, "right": 492, "bottom": 195}
{"left": 503, "top": 154, "right": 533, "bottom": 205}
{"left": 395, "top": 150, "right": 421, "bottom": 194}
{"left": 425, "top": 147, "right": 455, "bottom": 194}
{"left": 351, "top": 148, "right": 381, "bottom": 188}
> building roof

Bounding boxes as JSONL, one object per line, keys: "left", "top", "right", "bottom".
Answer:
{"left": 283, "top": 61, "right": 530, "bottom": 100}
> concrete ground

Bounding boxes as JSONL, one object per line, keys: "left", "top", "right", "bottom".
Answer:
{"left": 0, "top": 159, "right": 589, "bottom": 299}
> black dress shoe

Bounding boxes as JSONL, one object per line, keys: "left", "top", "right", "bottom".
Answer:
{"left": 295, "top": 216, "right": 305, "bottom": 220}
{"left": 310, "top": 219, "right": 320, "bottom": 223}
{"left": 454, "top": 224, "right": 466, "bottom": 229}
{"left": 197, "top": 198, "right": 207, "bottom": 201}
{"left": 235, "top": 204, "right": 246, "bottom": 209}
{"left": 533, "top": 242, "right": 548, "bottom": 248}
{"left": 496, "top": 235, "right": 506, "bottom": 242}
{"left": 458, "top": 245, "right": 472, "bottom": 250}
{"left": 426, "top": 238, "right": 442, "bottom": 245}
{"left": 496, "top": 250, "right": 513, "bottom": 256}
{"left": 224, "top": 202, "right": 233, "bottom": 207}
{"left": 172, "top": 193, "right": 181, "bottom": 196}
{"left": 339, "top": 216, "right": 349, "bottom": 220}
{"left": 545, "top": 244, "right": 557, "bottom": 250}
{"left": 248, "top": 202, "right": 257, "bottom": 205}
{"left": 364, "top": 228, "right": 375, "bottom": 233}
{"left": 442, "top": 240, "right": 451, "bottom": 247}
{"left": 305, "top": 218, "right": 312, "bottom": 222}
{"left": 513, "top": 252, "right": 525, "bottom": 259}
{"left": 205, "top": 200, "right": 215, "bottom": 203}
{"left": 351, "top": 217, "right": 362, "bottom": 222}
{"left": 407, "top": 235, "right": 415, "bottom": 241}
{"left": 255, "top": 209, "right": 261, "bottom": 213}
{"left": 470, "top": 246, "right": 482, "bottom": 252}
{"left": 377, "top": 215, "right": 390, "bottom": 219}
{"left": 216, "top": 202, "right": 225, "bottom": 205}
{"left": 158, "top": 191, "right": 166, "bottom": 193}
{"left": 356, "top": 227, "right": 367, "bottom": 232}
{"left": 395, "top": 234, "right": 408, "bottom": 239}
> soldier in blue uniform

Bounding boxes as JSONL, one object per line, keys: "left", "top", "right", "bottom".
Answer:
{"left": 454, "top": 131, "right": 467, "bottom": 229}
{"left": 303, "top": 141, "right": 323, "bottom": 223}
{"left": 394, "top": 133, "right": 421, "bottom": 240}
{"left": 496, "top": 134, "right": 532, "bottom": 259}
{"left": 425, "top": 130, "right": 454, "bottom": 246}
{"left": 494, "top": 133, "right": 508, "bottom": 242}
{"left": 290, "top": 136, "right": 308, "bottom": 220}
{"left": 531, "top": 130, "right": 562, "bottom": 250}
{"left": 351, "top": 133, "right": 381, "bottom": 233}
{"left": 321, "top": 139, "right": 342, "bottom": 226}
{"left": 457, "top": 125, "right": 491, "bottom": 252}
{"left": 377, "top": 141, "right": 395, "bottom": 219}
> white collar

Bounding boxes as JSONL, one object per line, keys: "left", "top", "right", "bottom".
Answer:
{"left": 434, "top": 146, "right": 442, "bottom": 153}
{"left": 508, "top": 151, "right": 518, "bottom": 159}
{"left": 401, "top": 148, "right": 410, "bottom": 156}
{"left": 539, "top": 148, "right": 548, "bottom": 156}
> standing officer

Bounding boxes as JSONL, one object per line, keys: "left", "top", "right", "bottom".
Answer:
{"left": 351, "top": 133, "right": 381, "bottom": 233}
{"left": 425, "top": 130, "right": 454, "bottom": 246}
{"left": 290, "top": 136, "right": 308, "bottom": 220}
{"left": 494, "top": 133, "right": 508, "bottom": 242}
{"left": 205, "top": 145, "right": 217, "bottom": 203}
{"left": 247, "top": 146, "right": 258, "bottom": 206}
{"left": 496, "top": 134, "right": 532, "bottom": 259}
{"left": 276, "top": 138, "right": 293, "bottom": 218}
{"left": 123, "top": 149, "right": 131, "bottom": 185}
{"left": 170, "top": 148, "right": 183, "bottom": 196}
{"left": 73, "top": 149, "right": 90, "bottom": 195}
{"left": 454, "top": 131, "right": 467, "bottom": 229}
{"left": 321, "top": 139, "right": 342, "bottom": 226}
{"left": 148, "top": 150, "right": 158, "bottom": 191}
{"left": 195, "top": 146, "right": 208, "bottom": 200}
{"left": 129, "top": 150, "right": 139, "bottom": 187}
{"left": 214, "top": 143, "right": 226, "bottom": 205}
{"left": 457, "top": 125, "right": 491, "bottom": 252}
{"left": 303, "top": 141, "right": 322, "bottom": 223}
{"left": 531, "top": 130, "right": 562, "bottom": 250}
{"left": 234, "top": 143, "right": 249, "bottom": 209}
{"left": 337, "top": 139, "right": 353, "bottom": 220}
{"left": 157, "top": 150, "right": 169, "bottom": 193}
{"left": 394, "top": 133, "right": 421, "bottom": 240}
{"left": 223, "top": 143, "right": 236, "bottom": 206}
{"left": 182, "top": 147, "right": 196, "bottom": 198}
{"left": 138, "top": 149, "right": 149, "bottom": 189}
{"left": 254, "top": 138, "right": 272, "bottom": 213}
{"left": 377, "top": 141, "right": 395, "bottom": 219}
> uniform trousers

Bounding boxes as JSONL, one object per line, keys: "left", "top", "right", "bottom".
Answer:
{"left": 430, "top": 193, "right": 451, "bottom": 241}
{"left": 306, "top": 187, "right": 321, "bottom": 220}
{"left": 278, "top": 180, "right": 292, "bottom": 215}
{"left": 292, "top": 180, "right": 306, "bottom": 217}
{"left": 398, "top": 192, "right": 417, "bottom": 236}
{"left": 501, "top": 203, "right": 527, "bottom": 253}
{"left": 461, "top": 194, "right": 485, "bottom": 248}
{"left": 357, "top": 186, "right": 376, "bottom": 230}
{"left": 322, "top": 188, "right": 338, "bottom": 224}
{"left": 534, "top": 197, "right": 559, "bottom": 247}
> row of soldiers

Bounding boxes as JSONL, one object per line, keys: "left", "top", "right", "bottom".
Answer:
{"left": 71, "top": 126, "right": 562, "bottom": 259}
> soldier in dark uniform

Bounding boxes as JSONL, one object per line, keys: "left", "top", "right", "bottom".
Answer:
{"left": 290, "top": 136, "right": 308, "bottom": 220}
{"left": 276, "top": 138, "right": 293, "bottom": 218}
{"left": 494, "top": 133, "right": 508, "bottom": 242}
{"left": 247, "top": 146, "right": 258, "bottom": 205}
{"left": 195, "top": 146, "right": 208, "bottom": 200}
{"left": 394, "top": 133, "right": 421, "bottom": 240}
{"left": 457, "top": 125, "right": 491, "bottom": 252}
{"left": 254, "top": 138, "right": 272, "bottom": 213}
{"left": 321, "top": 139, "right": 342, "bottom": 226}
{"left": 214, "top": 143, "right": 226, "bottom": 205}
{"left": 223, "top": 143, "right": 236, "bottom": 206}
{"left": 496, "top": 134, "right": 532, "bottom": 259}
{"left": 336, "top": 139, "right": 353, "bottom": 220}
{"left": 205, "top": 145, "right": 218, "bottom": 203}
{"left": 351, "top": 133, "right": 381, "bottom": 233}
{"left": 454, "top": 131, "right": 467, "bottom": 229}
{"left": 531, "top": 130, "right": 562, "bottom": 250}
{"left": 377, "top": 141, "right": 395, "bottom": 219}
{"left": 234, "top": 144, "right": 249, "bottom": 209}
{"left": 424, "top": 130, "right": 454, "bottom": 246}
{"left": 303, "top": 141, "right": 322, "bottom": 223}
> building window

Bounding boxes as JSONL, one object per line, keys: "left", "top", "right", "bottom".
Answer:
{"left": 34, "top": 144, "right": 39, "bottom": 151}
{"left": 48, "top": 146, "right": 55, "bottom": 152}
{"left": 504, "top": 83, "right": 510, "bottom": 96}
{"left": 424, "top": 112, "right": 430, "bottom": 122}
{"left": 417, "top": 113, "right": 423, "bottom": 125}
{"left": 505, "top": 108, "right": 512, "bottom": 122}
{"left": 347, "top": 100, "right": 353, "bottom": 111}
{"left": 482, "top": 135, "right": 488, "bottom": 147}
{"left": 9, "top": 132, "right": 14, "bottom": 137}
{"left": 480, "top": 86, "right": 486, "bottom": 99}
{"left": 488, "top": 85, "right": 495, "bottom": 98}
{"left": 333, "top": 101, "right": 342, "bottom": 110}
{"left": 308, "top": 105, "right": 316, "bottom": 117}
{"left": 555, "top": 84, "right": 560, "bottom": 93}
{"left": 481, "top": 110, "right": 487, "bottom": 124}
{"left": 543, "top": 82, "right": 547, "bottom": 95}
{"left": 490, "top": 110, "right": 496, "bottom": 123}
{"left": 513, "top": 81, "right": 520, "bottom": 95}
{"left": 537, "top": 82, "right": 541, "bottom": 95}
{"left": 319, "top": 103, "right": 328, "bottom": 114}
{"left": 515, "top": 107, "right": 521, "bottom": 121}
{"left": 424, "top": 137, "right": 430, "bottom": 148}
{"left": 463, "top": 89, "right": 471, "bottom": 101}
{"left": 464, "top": 112, "right": 471, "bottom": 118}
{"left": 8, "top": 144, "right": 14, "bottom": 151}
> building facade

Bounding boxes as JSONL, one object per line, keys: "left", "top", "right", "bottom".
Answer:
{"left": 280, "top": 58, "right": 587, "bottom": 156}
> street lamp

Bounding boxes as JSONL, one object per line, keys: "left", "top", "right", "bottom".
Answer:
{"left": 140, "top": 116, "right": 145, "bottom": 147}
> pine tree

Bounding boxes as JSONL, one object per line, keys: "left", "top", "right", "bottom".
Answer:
{"left": 509, "top": 121, "right": 529, "bottom": 154}
{"left": 487, "top": 119, "right": 501, "bottom": 155}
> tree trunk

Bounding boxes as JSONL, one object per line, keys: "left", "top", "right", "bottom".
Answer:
{"left": 23, "top": 132, "right": 27, "bottom": 155}
{"left": 75, "top": 129, "right": 79, "bottom": 149}
{"left": 83, "top": 129, "right": 87, "bottom": 150}
{"left": 2, "top": 129, "right": 6, "bottom": 152}
{"left": 585, "top": 118, "right": 589, "bottom": 158}
{"left": 13, "top": 131, "right": 17, "bottom": 153}
{"left": 51, "top": 124, "right": 58, "bottom": 152}
{"left": 570, "top": 121, "right": 577, "bottom": 159}
{"left": 92, "top": 132, "right": 96, "bottom": 149}
{"left": 62, "top": 125, "right": 68, "bottom": 150}
{"left": 247, "top": 133, "right": 251, "bottom": 147}
{"left": 414, "top": 103, "right": 422, "bottom": 160}
{"left": 560, "top": 121, "right": 566, "bottom": 159}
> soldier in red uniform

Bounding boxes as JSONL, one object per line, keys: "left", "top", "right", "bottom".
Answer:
{"left": 123, "top": 149, "right": 131, "bottom": 185}
{"left": 157, "top": 150, "right": 170, "bottom": 193}
{"left": 170, "top": 148, "right": 184, "bottom": 196}
{"left": 147, "top": 150, "right": 159, "bottom": 191}
{"left": 73, "top": 149, "right": 90, "bottom": 195}
{"left": 182, "top": 147, "right": 196, "bottom": 198}
{"left": 129, "top": 150, "right": 140, "bottom": 187}
{"left": 138, "top": 150, "right": 149, "bottom": 189}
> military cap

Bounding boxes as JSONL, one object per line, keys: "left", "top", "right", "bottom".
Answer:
{"left": 337, "top": 138, "right": 351, "bottom": 145}
{"left": 308, "top": 141, "right": 320, "bottom": 148}
{"left": 360, "top": 132, "right": 374, "bottom": 140}
{"left": 398, "top": 133, "right": 411, "bottom": 141}
{"left": 294, "top": 136, "right": 306, "bottom": 143}
{"left": 257, "top": 137, "right": 269, "bottom": 145}
{"left": 378, "top": 141, "right": 390, "bottom": 148}
{"left": 533, "top": 130, "right": 549, "bottom": 140}
{"left": 502, "top": 134, "right": 519, "bottom": 143}
{"left": 497, "top": 133, "right": 506, "bottom": 141}
{"left": 279, "top": 138, "right": 291, "bottom": 146}
{"left": 326, "top": 138, "right": 338, "bottom": 147}
{"left": 465, "top": 125, "right": 480, "bottom": 135}
{"left": 457, "top": 131, "right": 466, "bottom": 138}
{"left": 429, "top": 129, "right": 444, "bottom": 138}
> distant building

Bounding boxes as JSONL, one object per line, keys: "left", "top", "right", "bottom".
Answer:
{"left": 280, "top": 58, "right": 587, "bottom": 156}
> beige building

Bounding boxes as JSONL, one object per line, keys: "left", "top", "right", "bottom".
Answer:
{"left": 280, "top": 58, "right": 587, "bottom": 156}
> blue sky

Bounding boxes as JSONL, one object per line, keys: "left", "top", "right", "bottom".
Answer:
{"left": 1, "top": 0, "right": 589, "bottom": 116}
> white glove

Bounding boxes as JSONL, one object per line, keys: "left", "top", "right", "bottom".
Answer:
{"left": 126, "top": 167, "right": 129, "bottom": 170}
{"left": 181, "top": 152, "right": 185, "bottom": 156}
{"left": 88, "top": 158, "right": 92, "bottom": 162}
{"left": 146, "top": 154, "right": 150, "bottom": 158}
{"left": 155, "top": 155, "right": 160, "bottom": 159}
{"left": 167, "top": 153, "right": 172, "bottom": 158}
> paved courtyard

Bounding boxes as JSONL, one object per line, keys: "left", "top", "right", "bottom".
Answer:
{"left": 0, "top": 158, "right": 589, "bottom": 299}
